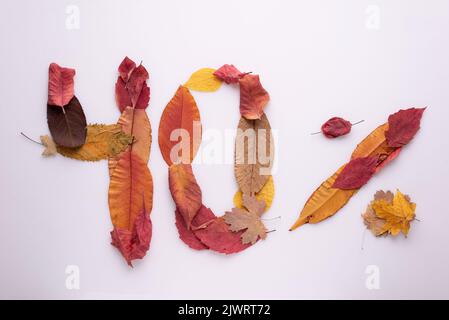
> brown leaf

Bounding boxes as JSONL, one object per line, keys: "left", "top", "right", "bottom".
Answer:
{"left": 40, "top": 135, "right": 57, "bottom": 157}
{"left": 158, "top": 86, "right": 201, "bottom": 165}
{"left": 362, "top": 206, "right": 387, "bottom": 236}
{"left": 234, "top": 114, "right": 273, "bottom": 195}
{"left": 47, "top": 96, "right": 87, "bottom": 148}
{"left": 168, "top": 164, "right": 202, "bottom": 229}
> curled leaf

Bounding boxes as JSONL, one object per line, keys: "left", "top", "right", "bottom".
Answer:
{"left": 386, "top": 108, "right": 426, "bottom": 147}
{"left": 239, "top": 74, "right": 269, "bottom": 120}
{"left": 158, "top": 86, "right": 201, "bottom": 165}
{"left": 213, "top": 64, "right": 246, "bottom": 84}
{"left": 48, "top": 63, "right": 75, "bottom": 107}
{"left": 57, "top": 124, "right": 133, "bottom": 161}
{"left": 321, "top": 117, "right": 352, "bottom": 138}
{"left": 184, "top": 68, "right": 222, "bottom": 92}
{"left": 47, "top": 96, "right": 87, "bottom": 148}
{"left": 332, "top": 156, "right": 379, "bottom": 190}
{"left": 169, "top": 164, "right": 202, "bottom": 229}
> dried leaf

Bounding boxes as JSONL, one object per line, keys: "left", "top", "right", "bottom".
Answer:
{"left": 332, "top": 156, "right": 379, "bottom": 190}
{"left": 40, "top": 135, "right": 57, "bottom": 157}
{"left": 47, "top": 96, "right": 87, "bottom": 148}
{"left": 364, "top": 190, "right": 416, "bottom": 237}
{"left": 321, "top": 117, "right": 352, "bottom": 138}
{"left": 108, "top": 150, "right": 153, "bottom": 231}
{"left": 115, "top": 57, "right": 150, "bottom": 111}
{"left": 239, "top": 74, "right": 269, "bottom": 120}
{"left": 375, "top": 147, "right": 402, "bottom": 173}
{"left": 169, "top": 164, "right": 202, "bottom": 229}
{"left": 158, "top": 86, "right": 201, "bottom": 165}
{"left": 235, "top": 114, "right": 273, "bottom": 195}
{"left": 213, "top": 64, "right": 246, "bottom": 84}
{"left": 47, "top": 63, "right": 75, "bottom": 107}
{"left": 57, "top": 124, "right": 133, "bottom": 161}
{"left": 233, "top": 175, "right": 275, "bottom": 211}
{"left": 224, "top": 195, "right": 267, "bottom": 244}
{"left": 184, "top": 68, "right": 222, "bottom": 92}
{"left": 108, "top": 107, "right": 151, "bottom": 175}
{"left": 386, "top": 108, "right": 426, "bottom": 147}
{"left": 193, "top": 206, "right": 251, "bottom": 254}
{"left": 175, "top": 207, "right": 214, "bottom": 250}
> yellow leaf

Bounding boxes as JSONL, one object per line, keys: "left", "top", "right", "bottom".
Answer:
{"left": 233, "top": 176, "right": 275, "bottom": 211}
{"left": 184, "top": 68, "right": 222, "bottom": 92}
{"left": 57, "top": 124, "right": 133, "bottom": 161}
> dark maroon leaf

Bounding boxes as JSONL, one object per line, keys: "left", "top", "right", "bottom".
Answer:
{"left": 47, "top": 96, "right": 87, "bottom": 148}
{"left": 333, "top": 156, "right": 379, "bottom": 190}
{"left": 321, "top": 117, "right": 352, "bottom": 138}
{"left": 386, "top": 108, "right": 426, "bottom": 147}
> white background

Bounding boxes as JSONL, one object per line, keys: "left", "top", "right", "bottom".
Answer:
{"left": 1, "top": 0, "right": 449, "bottom": 299}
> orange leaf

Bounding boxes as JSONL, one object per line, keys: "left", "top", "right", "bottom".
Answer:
{"left": 108, "top": 150, "right": 153, "bottom": 230}
{"left": 168, "top": 164, "right": 202, "bottom": 229}
{"left": 108, "top": 107, "right": 152, "bottom": 176}
{"left": 239, "top": 75, "right": 270, "bottom": 120}
{"left": 158, "top": 86, "right": 202, "bottom": 165}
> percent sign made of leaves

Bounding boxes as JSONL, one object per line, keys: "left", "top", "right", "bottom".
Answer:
{"left": 290, "top": 107, "right": 426, "bottom": 231}
{"left": 158, "top": 65, "right": 275, "bottom": 253}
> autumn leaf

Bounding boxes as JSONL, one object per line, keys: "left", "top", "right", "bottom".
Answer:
{"left": 332, "top": 156, "right": 379, "bottom": 190}
{"left": 224, "top": 195, "right": 267, "bottom": 244}
{"left": 47, "top": 63, "right": 75, "bottom": 107}
{"left": 386, "top": 108, "right": 426, "bottom": 147}
{"left": 291, "top": 109, "right": 425, "bottom": 231}
{"left": 47, "top": 96, "right": 87, "bottom": 148}
{"left": 57, "top": 124, "right": 133, "bottom": 161}
{"left": 213, "top": 64, "right": 247, "bottom": 84}
{"left": 363, "top": 190, "right": 416, "bottom": 237}
{"left": 108, "top": 107, "right": 151, "bottom": 175}
{"left": 235, "top": 114, "right": 273, "bottom": 195}
{"left": 184, "top": 68, "right": 222, "bottom": 92}
{"left": 158, "top": 86, "right": 202, "bottom": 165}
{"left": 108, "top": 150, "right": 153, "bottom": 230}
{"left": 239, "top": 74, "right": 269, "bottom": 120}
{"left": 115, "top": 57, "right": 150, "bottom": 111}
{"left": 321, "top": 117, "right": 352, "bottom": 138}
{"left": 40, "top": 135, "right": 57, "bottom": 157}
{"left": 193, "top": 206, "right": 252, "bottom": 254}
{"left": 169, "top": 164, "right": 202, "bottom": 229}
{"left": 234, "top": 175, "right": 274, "bottom": 211}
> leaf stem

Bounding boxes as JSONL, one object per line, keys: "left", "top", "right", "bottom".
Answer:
{"left": 20, "top": 132, "right": 43, "bottom": 145}
{"left": 262, "top": 216, "right": 281, "bottom": 221}
{"left": 351, "top": 119, "right": 365, "bottom": 126}
{"left": 266, "top": 229, "right": 276, "bottom": 233}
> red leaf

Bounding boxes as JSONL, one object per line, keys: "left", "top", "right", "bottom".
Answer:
{"left": 213, "top": 64, "right": 246, "bottom": 84}
{"left": 115, "top": 58, "right": 150, "bottom": 111}
{"left": 385, "top": 108, "right": 426, "bottom": 147}
{"left": 321, "top": 117, "right": 352, "bottom": 138}
{"left": 193, "top": 206, "right": 252, "bottom": 254}
{"left": 333, "top": 156, "right": 379, "bottom": 190}
{"left": 48, "top": 63, "right": 75, "bottom": 107}
{"left": 111, "top": 209, "right": 152, "bottom": 266}
{"left": 375, "top": 147, "right": 402, "bottom": 173}
{"left": 175, "top": 209, "right": 210, "bottom": 250}
{"left": 239, "top": 74, "right": 270, "bottom": 120}
{"left": 118, "top": 56, "right": 136, "bottom": 82}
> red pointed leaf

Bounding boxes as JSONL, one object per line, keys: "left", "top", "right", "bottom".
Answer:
{"left": 118, "top": 56, "right": 136, "bottom": 82}
{"left": 115, "top": 58, "right": 150, "bottom": 111}
{"left": 115, "top": 77, "right": 132, "bottom": 112}
{"left": 175, "top": 209, "right": 209, "bottom": 250}
{"left": 213, "top": 64, "right": 246, "bottom": 84}
{"left": 127, "top": 65, "right": 149, "bottom": 108}
{"left": 239, "top": 74, "right": 270, "bottom": 120}
{"left": 48, "top": 63, "right": 75, "bottom": 107}
{"left": 333, "top": 156, "right": 379, "bottom": 190}
{"left": 386, "top": 108, "right": 426, "bottom": 147}
{"left": 321, "top": 117, "right": 352, "bottom": 138}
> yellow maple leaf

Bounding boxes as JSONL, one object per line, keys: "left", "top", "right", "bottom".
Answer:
{"left": 370, "top": 190, "right": 416, "bottom": 236}
{"left": 184, "top": 68, "right": 222, "bottom": 92}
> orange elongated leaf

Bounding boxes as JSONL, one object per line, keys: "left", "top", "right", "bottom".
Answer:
{"left": 235, "top": 114, "right": 273, "bottom": 195}
{"left": 108, "top": 150, "right": 153, "bottom": 230}
{"left": 290, "top": 166, "right": 357, "bottom": 230}
{"left": 108, "top": 107, "right": 151, "bottom": 176}
{"left": 169, "top": 164, "right": 202, "bottom": 229}
{"left": 158, "top": 86, "right": 202, "bottom": 165}
{"left": 239, "top": 74, "right": 270, "bottom": 120}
